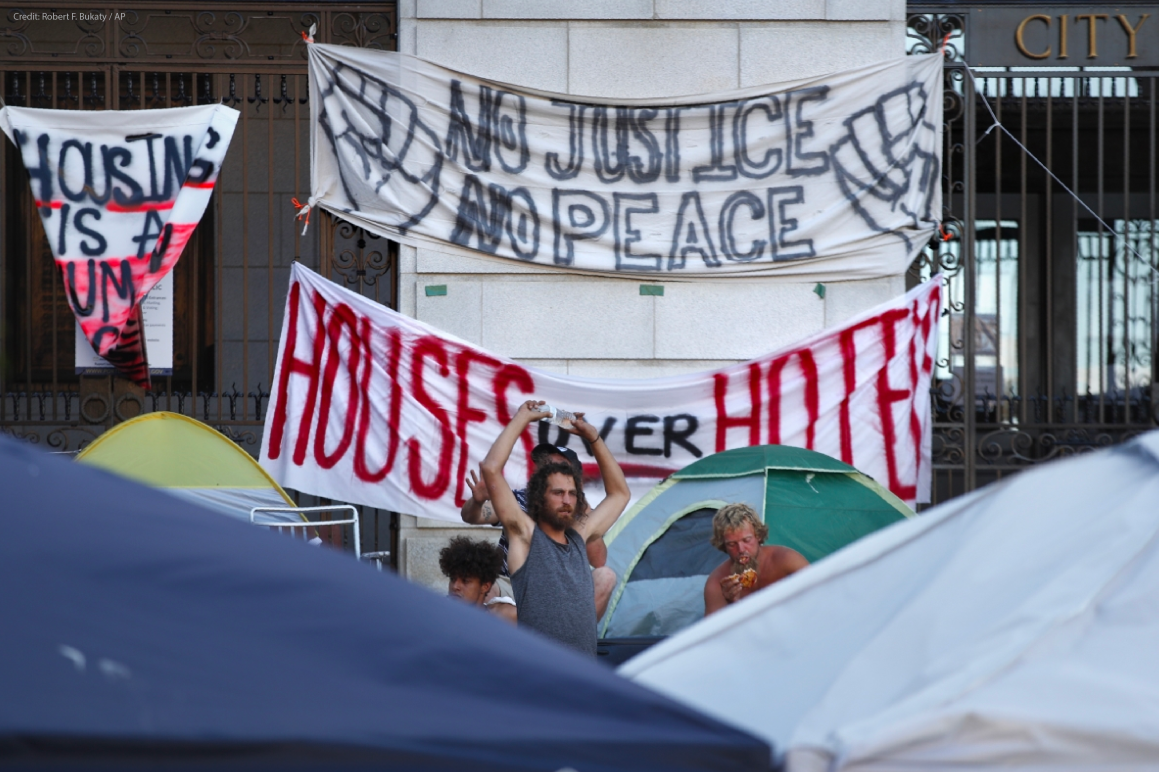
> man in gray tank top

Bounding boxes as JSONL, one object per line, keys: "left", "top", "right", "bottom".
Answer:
{"left": 480, "top": 400, "right": 630, "bottom": 655}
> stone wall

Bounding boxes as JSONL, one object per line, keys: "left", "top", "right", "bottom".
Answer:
{"left": 391, "top": 0, "right": 910, "bottom": 592}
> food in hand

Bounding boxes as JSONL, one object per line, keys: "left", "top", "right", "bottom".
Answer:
{"left": 736, "top": 568, "right": 758, "bottom": 589}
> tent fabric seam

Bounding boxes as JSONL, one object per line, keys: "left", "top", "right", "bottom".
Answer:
{"left": 674, "top": 467, "right": 851, "bottom": 480}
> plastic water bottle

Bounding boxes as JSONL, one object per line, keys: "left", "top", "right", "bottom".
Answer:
{"left": 538, "top": 404, "right": 577, "bottom": 430}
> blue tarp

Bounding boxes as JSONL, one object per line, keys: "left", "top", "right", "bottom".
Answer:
{"left": 0, "top": 435, "right": 769, "bottom": 771}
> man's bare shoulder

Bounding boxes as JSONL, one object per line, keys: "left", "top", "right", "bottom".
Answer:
{"left": 759, "top": 544, "right": 809, "bottom": 576}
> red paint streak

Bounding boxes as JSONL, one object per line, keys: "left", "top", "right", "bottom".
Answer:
{"left": 353, "top": 322, "right": 403, "bottom": 483}
{"left": 905, "top": 287, "right": 942, "bottom": 494}
{"left": 105, "top": 200, "right": 176, "bottom": 213}
{"left": 582, "top": 461, "right": 674, "bottom": 480}
{"left": 313, "top": 303, "right": 362, "bottom": 469}
{"left": 838, "top": 328, "right": 858, "bottom": 464}
{"left": 765, "top": 349, "right": 819, "bottom": 449}
{"left": 800, "top": 349, "right": 819, "bottom": 450}
{"left": 874, "top": 308, "right": 915, "bottom": 501}
{"left": 453, "top": 348, "right": 502, "bottom": 507}
{"left": 268, "top": 283, "right": 327, "bottom": 464}
{"left": 713, "top": 363, "right": 762, "bottom": 452}
{"left": 492, "top": 364, "right": 536, "bottom": 480}
{"left": 34, "top": 200, "right": 63, "bottom": 209}
{"left": 406, "top": 337, "right": 455, "bottom": 500}
{"left": 183, "top": 180, "right": 217, "bottom": 189}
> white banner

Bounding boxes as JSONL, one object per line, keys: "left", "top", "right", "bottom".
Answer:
{"left": 260, "top": 265, "right": 943, "bottom": 519}
{"left": 0, "top": 104, "right": 238, "bottom": 387}
{"left": 307, "top": 46, "right": 943, "bottom": 281}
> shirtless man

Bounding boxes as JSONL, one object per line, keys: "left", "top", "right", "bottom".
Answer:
{"left": 703, "top": 503, "right": 809, "bottom": 615}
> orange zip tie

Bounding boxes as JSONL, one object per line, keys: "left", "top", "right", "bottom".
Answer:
{"left": 292, "top": 197, "right": 312, "bottom": 235}
{"left": 940, "top": 33, "right": 951, "bottom": 54}
{"left": 939, "top": 223, "right": 954, "bottom": 242}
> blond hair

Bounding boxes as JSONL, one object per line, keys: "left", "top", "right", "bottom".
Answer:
{"left": 710, "top": 503, "right": 768, "bottom": 551}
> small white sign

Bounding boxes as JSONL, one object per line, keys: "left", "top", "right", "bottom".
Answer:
{"left": 75, "top": 271, "right": 174, "bottom": 375}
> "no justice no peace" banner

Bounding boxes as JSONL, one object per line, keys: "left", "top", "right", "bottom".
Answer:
{"left": 307, "top": 46, "right": 943, "bottom": 281}
{"left": 261, "top": 265, "right": 943, "bottom": 520}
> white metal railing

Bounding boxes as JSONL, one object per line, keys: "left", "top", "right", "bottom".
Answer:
{"left": 250, "top": 505, "right": 361, "bottom": 559}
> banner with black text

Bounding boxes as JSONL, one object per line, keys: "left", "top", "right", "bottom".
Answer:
{"left": 307, "top": 46, "right": 942, "bottom": 281}
{"left": 0, "top": 104, "right": 238, "bottom": 387}
{"left": 260, "top": 265, "right": 942, "bottom": 520}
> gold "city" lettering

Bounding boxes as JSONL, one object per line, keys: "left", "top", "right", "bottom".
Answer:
{"left": 1015, "top": 12, "right": 1150, "bottom": 60}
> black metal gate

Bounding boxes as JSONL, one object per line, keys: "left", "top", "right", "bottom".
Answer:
{"left": 0, "top": 3, "right": 399, "bottom": 556}
{"left": 908, "top": 9, "right": 1159, "bottom": 505}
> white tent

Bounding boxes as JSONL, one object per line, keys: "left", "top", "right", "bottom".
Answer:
{"left": 621, "top": 430, "right": 1159, "bottom": 771}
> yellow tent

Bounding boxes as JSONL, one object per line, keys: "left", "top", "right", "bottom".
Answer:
{"left": 76, "top": 412, "right": 300, "bottom": 522}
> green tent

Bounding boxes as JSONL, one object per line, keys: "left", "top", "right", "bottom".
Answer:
{"left": 600, "top": 445, "right": 912, "bottom": 638}
{"left": 76, "top": 412, "right": 302, "bottom": 523}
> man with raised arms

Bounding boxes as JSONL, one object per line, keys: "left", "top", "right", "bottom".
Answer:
{"left": 480, "top": 400, "right": 630, "bottom": 655}
{"left": 703, "top": 503, "right": 809, "bottom": 616}
{"left": 461, "top": 442, "right": 616, "bottom": 620}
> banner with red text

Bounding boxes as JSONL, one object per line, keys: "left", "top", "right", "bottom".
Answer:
{"left": 0, "top": 104, "right": 238, "bottom": 388}
{"left": 261, "top": 265, "right": 942, "bottom": 519}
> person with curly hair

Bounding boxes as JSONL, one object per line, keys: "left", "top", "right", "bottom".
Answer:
{"left": 703, "top": 502, "right": 808, "bottom": 616}
{"left": 480, "top": 400, "right": 629, "bottom": 655}
{"left": 438, "top": 536, "right": 516, "bottom": 623}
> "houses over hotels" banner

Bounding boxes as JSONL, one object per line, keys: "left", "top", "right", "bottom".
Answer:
{"left": 260, "top": 265, "right": 942, "bottom": 520}
{"left": 307, "top": 46, "right": 943, "bottom": 281}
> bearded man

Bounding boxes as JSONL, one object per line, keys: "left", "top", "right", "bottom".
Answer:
{"left": 480, "top": 400, "right": 629, "bottom": 655}
{"left": 703, "top": 503, "right": 809, "bottom": 616}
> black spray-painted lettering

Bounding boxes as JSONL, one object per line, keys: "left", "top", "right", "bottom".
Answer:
{"left": 626, "top": 108, "right": 662, "bottom": 184}
{"left": 767, "top": 186, "right": 814, "bottom": 261}
{"left": 625, "top": 415, "right": 663, "bottom": 456}
{"left": 734, "top": 96, "right": 784, "bottom": 180}
{"left": 537, "top": 413, "right": 702, "bottom": 459}
{"left": 74, "top": 208, "right": 107, "bottom": 257}
{"left": 99, "top": 260, "right": 134, "bottom": 323}
{"left": 592, "top": 107, "right": 628, "bottom": 185}
{"left": 66, "top": 259, "right": 97, "bottom": 317}
{"left": 719, "top": 191, "right": 767, "bottom": 262}
{"left": 668, "top": 191, "right": 719, "bottom": 269}
{"left": 450, "top": 175, "right": 540, "bottom": 259}
{"left": 787, "top": 87, "right": 831, "bottom": 177}
{"left": 663, "top": 414, "right": 701, "bottom": 458}
{"left": 552, "top": 189, "right": 609, "bottom": 265}
{"left": 492, "top": 89, "right": 529, "bottom": 175}
{"left": 692, "top": 102, "right": 739, "bottom": 183}
{"left": 614, "top": 192, "right": 662, "bottom": 272}
{"left": 545, "top": 101, "right": 586, "bottom": 181}
{"left": 134, "top": 210, "right": 166, "bottom": 262}
{"left": 315, "top": 56, "right": 940, "bottom": 273}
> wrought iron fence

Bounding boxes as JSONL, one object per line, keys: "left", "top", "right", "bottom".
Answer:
{"left": 0, "top": 2, "right": 400, "bottom": 558}
{"left": 909, "top": 9, "right": 1159, "bottom": 504}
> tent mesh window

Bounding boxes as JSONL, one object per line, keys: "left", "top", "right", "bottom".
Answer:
{"left": 628, "top": 508, "right": 723, "bottom": 582}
